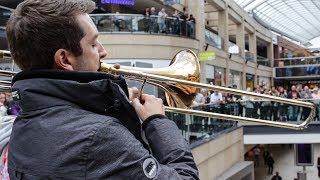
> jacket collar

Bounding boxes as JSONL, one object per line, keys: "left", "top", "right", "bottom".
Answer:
{"left": 11, "top": 69, "right": 129, "bottom": 114}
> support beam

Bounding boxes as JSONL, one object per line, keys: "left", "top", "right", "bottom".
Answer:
{"left": 228, "top": 8, "right": 242, "bottom": 24}
{"left": 206, "top": 0, "right": 226, "bottom": 10}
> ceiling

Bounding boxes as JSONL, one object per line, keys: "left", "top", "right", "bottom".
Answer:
{"left": 233, "top": 0, "right": 320, "bottom": 45}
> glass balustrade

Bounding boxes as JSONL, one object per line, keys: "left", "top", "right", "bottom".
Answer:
{"left": 168, "top": 99, "right": 319, "bottom": 144}
{"left": 205, "top": 29, "right": 224, "bottom": 50}
{"left": 274, "top": 56, "right": 320, "bottom": 67}
{"left": 245, "top": 51, "right": 254, "bottom": 62}
{"left": 275, "top": 65, "right": 320, "bottom": 77}
{"left": 90, "top": 14, "right": 196, "bottom": 38}
{"left": 257, "top": 55, "right": 270, "bottom": 67}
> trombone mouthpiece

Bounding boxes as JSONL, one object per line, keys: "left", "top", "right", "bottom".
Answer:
{"left": 99, "top": 62, "right": 115, "bottom": 74}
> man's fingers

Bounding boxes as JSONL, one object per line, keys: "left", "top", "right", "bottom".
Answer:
{"left": 129, "top": 87, "right": 140, "bottom": 100}
{"left": 131, "top": 98, "right": 143, "bottom": 109}
{"left": 140, "top": 94, "right": 155, "bottom": 101}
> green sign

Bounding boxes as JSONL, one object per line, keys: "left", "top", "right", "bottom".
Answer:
{"left": 198, "top": 51, "right": 216, "bottom": 61}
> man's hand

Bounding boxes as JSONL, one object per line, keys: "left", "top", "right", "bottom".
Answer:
{"left": 128, "top": 87, "right": 140, "bottom": 101}
{"left": 131, "top": 94, "right": 165, "bottom": 121}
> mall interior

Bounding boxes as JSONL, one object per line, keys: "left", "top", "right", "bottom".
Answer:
{"left": 1, "top": 0, "right": 320, "bottom": 179}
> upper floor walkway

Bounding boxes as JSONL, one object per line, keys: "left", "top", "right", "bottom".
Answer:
{"left": 274, "top": 56, "right": 320, "bottom": 78}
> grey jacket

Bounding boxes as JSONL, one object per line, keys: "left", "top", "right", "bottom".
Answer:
{"left": 8, "top": 70, "right": 199, "bottom": 180}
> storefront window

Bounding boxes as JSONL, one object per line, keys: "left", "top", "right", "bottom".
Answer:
{"left": 258, "top": 76, "right": 271, "bottom": 88}
{"left": 229, "top": 70, "right": 242, "bottom": 89}
{"left": 214, "top": 67, "right": 225, "bottom": 86}
{"left": 246, "top": 74, "right": 254, "bottom": 89}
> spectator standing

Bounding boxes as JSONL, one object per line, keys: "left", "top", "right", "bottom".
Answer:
{"left": 192, "top": 89, "right": 207, "bottom": 107}
{"left": 278, "top": 86, "right": 288, "bottom": 121}
{"left": 143, "top": 8, "right": 151, "bottom": 32}
{"left": 263, "top": 149, "right": 270, "bottom": 166}
{"left": 271, "top": 87, "right": 279, "bottom": 121}
{"left": 287, "top": 85, "right": 300, "bottom": 121}
{"left": 253, "top": 146, "right": 261, "bottom": 167}
{"left": 260, "top": 91, "right": 272, "bottom": 120}
{"left": 172, "top": 10, "right": 180, "bottom": 35}
{"left": 271, "top": 172, "right": 282, "bottom": 180}
{"left": 253, "top": 86, "right": 261, "bottom": 119}
{"left": 210, "top": 91, "right": 223, "bottom": 113}
{"left": 267, "top": 154, "right": 275, "bottom": 174}
{"left": 312, "top": 87, "right": 320, "bottom": 121}
{"left": 180, "top": 9, "right": 188, "bottom": 36}
{"left": 150, "top": 7, "right": 158, "bottom": 33}
{"left": 242, "top": 88, "right": 254, "bottom": 118}
{"left": 300, "top": 86, "right": 312, "bottom": 120}
{"left": 187, "top": 14, "right": 195, "bottom": 37}
{"left": 158, "top": 8, "right": 168, "bottom": 33}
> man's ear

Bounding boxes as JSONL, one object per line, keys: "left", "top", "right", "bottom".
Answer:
{"left": 53, "top": 49, "right": 75, "bottom": 70}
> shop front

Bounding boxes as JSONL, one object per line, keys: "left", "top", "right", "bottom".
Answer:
{"left": 257, "top": 76, "right": 271, "bottom": 89}
{"left": 214, "top": 66, "right": 226, "bottom": 87}
{"left": 246, "top": 74, "right": 254, "bottom": 90}
{"left": 229, "top": 70, "right": 242, "bottom": 89}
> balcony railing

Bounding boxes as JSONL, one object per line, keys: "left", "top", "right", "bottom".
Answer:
{"left": 167, "top": 98, "right": 320, "bottom": 144}
{"left": 275, "top": 65, "right": 320, "bottom": 78}
{"left": 90, "top": 13, "right": 195, "bottom": 38}
{"left": 274, "top": 56, "right": 320, "bottom": 67}
{"left": 257, "top": 55, "right": 270, "bottom": 67}
{"left": 205, "top": 29, "right": 224, "bottom": 50}
{"left": 245, "top": 51, "right": 254, "bottom": 62}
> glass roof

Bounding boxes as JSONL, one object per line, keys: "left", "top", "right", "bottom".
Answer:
{"left": 233, "top": 0, "right": 320, "bottom": 44}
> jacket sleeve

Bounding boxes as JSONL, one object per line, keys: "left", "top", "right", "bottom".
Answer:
{"left": 85, "top": 117, "right": 199, "bottom": 180}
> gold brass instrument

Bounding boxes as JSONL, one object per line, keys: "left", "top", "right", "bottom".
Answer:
{"left": 1, "top": 49, "right": 316, "bottom": 130}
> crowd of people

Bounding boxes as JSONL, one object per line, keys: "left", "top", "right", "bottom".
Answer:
{"left": 192, "top": 84, "right": 320, "bottom": 122}
{"left": 142, "top": 7, "right": 196, "bottom": 37}
{"left": 95, "top": 6, "right": 196, "bottom": 37}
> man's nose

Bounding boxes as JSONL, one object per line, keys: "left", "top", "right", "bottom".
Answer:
{"left": 99, "top": 43, "right": 107, "bottom": 59}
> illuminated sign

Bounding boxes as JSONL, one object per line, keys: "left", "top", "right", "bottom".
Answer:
{"left": 101, "top": 0, "right": 135, "bottom": 5}
{"left": 199, "top": 51, "right": 216, "bottom": 61}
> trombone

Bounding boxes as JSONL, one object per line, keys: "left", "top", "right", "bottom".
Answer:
{"left": 1, "top": 49, "right": 316, "bottom": 130}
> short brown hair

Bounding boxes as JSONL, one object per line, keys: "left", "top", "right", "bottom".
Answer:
{"left": 6, "top": 0, "right": 95, "bottom": 70}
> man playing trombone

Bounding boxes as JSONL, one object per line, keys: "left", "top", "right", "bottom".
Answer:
{"left": 5, "top": 0, "right": 199, "bottom": 179}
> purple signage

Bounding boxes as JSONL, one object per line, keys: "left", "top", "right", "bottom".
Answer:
{"left": 101, "top": 0, "right": 135, "bottom": 5}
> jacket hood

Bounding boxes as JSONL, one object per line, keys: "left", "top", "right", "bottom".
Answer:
{"left": 11, "top": 69, "right": 130, "bottom": 114}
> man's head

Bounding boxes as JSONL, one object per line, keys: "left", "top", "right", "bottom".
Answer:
{"left": 6, "top": 0, "right": 107, "bottom": 71}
